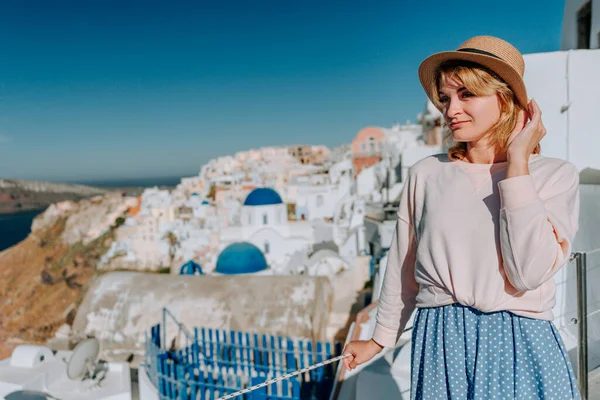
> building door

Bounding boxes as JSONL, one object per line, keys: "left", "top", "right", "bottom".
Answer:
{"left": 577, "top": 1, "right": 592, "bottom": 49}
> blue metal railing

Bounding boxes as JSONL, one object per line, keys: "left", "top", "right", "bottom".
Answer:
{"left": 145, "top": 308, "right": 342, "bottom": 400}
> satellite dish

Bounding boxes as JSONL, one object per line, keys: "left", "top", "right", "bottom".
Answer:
{"left": 66, "top": 338, "right": 100, "bottom": 380}
{"left": 5, "top": 390, "right": 60, "bottom": 400}
{"left": 4, "top": 390, "right": 55, "bottom": 400}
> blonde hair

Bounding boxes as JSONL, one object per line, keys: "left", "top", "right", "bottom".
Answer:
{"left": 434, "top": 61, "right": 540, "bottom": 161}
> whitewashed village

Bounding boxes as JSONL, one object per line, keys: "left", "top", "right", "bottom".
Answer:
{"left": 1, "top": 1, "right": 600, "bottom": 399}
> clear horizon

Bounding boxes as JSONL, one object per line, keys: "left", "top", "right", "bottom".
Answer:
{"left": 0, "top": 0, "right": 566, "bottom": 182}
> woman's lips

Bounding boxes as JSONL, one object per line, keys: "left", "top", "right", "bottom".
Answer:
{"left": 450, "top": 121, "right": 468, "bottom": 129}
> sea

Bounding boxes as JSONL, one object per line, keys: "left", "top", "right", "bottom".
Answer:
{"left": 75, "top": 176, "right": 183, "bottom": 188}
{"left": 0, "top": 176, "right": 184, "bottom": 252}
{"left": 0, "top": 209, "right": 44, "bottom": 251}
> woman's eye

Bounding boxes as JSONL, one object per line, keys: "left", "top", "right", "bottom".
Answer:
{"left": 438, "top": 95, "right": 449, "bottom": 103}
{"left": 461, "top": 91, "right": 473, "bottom": 98}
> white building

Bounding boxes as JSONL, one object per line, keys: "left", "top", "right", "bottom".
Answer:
{"left": 523, "top": 49, "right": 600, "bottom": 171}
{"left": 101, "top": 187, "right": 213, "bottom": 271}
{"left": 219, "top": 188, "right": 316, "bottom": 272}
{"left": 562, "top": 0, "right": 599, "bottom": 50}
{"left": 333, "top": 196, "right": 368, "bottom": 259}
{"left": 293, "top": 168, "right": 352, "bottom": 222}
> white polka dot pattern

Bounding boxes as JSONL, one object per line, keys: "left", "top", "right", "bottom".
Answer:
{"left": 410, "top": 304, "right": 581, "bottom": 399}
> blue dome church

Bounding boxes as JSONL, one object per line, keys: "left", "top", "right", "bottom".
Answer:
{"left": 215, "top": 242, "right": 269, "bottom": 274}
{"left": 241, "top": 188, "right": 287, "bottom": 228}
{"left": 243, "top": 188, "right": 283, "bottom": 206}
{"left": 216, "top": 187, "right": 314, "bottom": 276}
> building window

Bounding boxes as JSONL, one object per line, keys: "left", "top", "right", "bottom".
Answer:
{"left": 248, "top": 214, "right": 252, "bottom": 225}
{"left": 263, "top": 214, "right": 268, "bottom": 225}
{"left": 368, "top": 137, "right": 377, "bottom": 154}
{"left": 264, "top": 242, "right": 270, "bottom": 254}
{"left": 577, "top": 1, "right": 592, "bottom": 49}
{"left": 360, "top": 143, "right": 367, "bottom": 152}
{"left": 316, "top": 195, "right": 324, "bottom": 207}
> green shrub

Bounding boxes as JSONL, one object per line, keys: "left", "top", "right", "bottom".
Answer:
{"left": 114, "top": 217, "right": 126, "bottom": 228}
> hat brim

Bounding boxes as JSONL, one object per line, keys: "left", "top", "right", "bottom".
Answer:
{"left": 418, "top": 51, "right": 528, "bottom": 110}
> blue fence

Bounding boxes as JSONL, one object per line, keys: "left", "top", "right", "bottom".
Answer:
{"left": 145, "top": 308, "right": 342, "bottom": 400}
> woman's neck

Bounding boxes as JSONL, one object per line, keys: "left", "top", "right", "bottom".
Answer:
{"left": 464, "top": 142, "right": 507, "bottom": 164}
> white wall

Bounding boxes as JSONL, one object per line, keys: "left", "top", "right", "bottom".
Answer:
{"left": 339, "top": 230, "right": 359, "bottom": 258}
{"left": 329, "top": 159, "right": 353, "bottom": 184}
{"left": 522, "top": 51, "right": 569, "bottom": 161}
{"left": 283, "top": 184, "right": 299, "bottom": 203}
{"left": 283, "top": 221, "right": 316, "bottom": 241}
{"left": 339, "top": 227, "right": 366, "bottom": 259}
{"left": 305, "top": 190, "right": 332, "bottom": 220}
{"left": 248, "top": 227, "right": 288, "bottom": 265}
{"left": 565, "top": 50, "right": 600, "bottom": 170}
{"left": 297, "top": 184, "right": 349, "bottom": 221}
{"left": 356, "top": 164, "right": 379, "bottom": 198}
{"left": 138, "top": 366, "right": 159, "bottom": 400}
{"left": 522, "top": 49, "right": 600, "bottom": 171}
{"left": 248, "top": 228, "right": 310, "bottom": 268}
{"left": 240, "top": 204, "right": 287, "bottom": 229}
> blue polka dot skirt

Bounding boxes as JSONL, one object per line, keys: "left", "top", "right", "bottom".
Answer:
{"left": 410, "top": 304, "right": 581, "bottom": 399}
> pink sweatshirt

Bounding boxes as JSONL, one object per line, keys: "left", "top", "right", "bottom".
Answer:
{"left": 372, "top": 154, "right": 580, "bottom": 348}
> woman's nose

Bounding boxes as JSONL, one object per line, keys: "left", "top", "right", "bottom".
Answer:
{"left": 445, "top": 99, "right": 462, "bottom": 119}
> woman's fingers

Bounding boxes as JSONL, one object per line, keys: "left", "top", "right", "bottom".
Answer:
{"left": 529, "top": 100, "right": 541, "bottom": 123}
{"left": 529, "top": 100, "right": 546, "bottom": 140}
{"left": 342, "top": 344, "right": 353, "bottom": 370}
{"left": 343, "top": 354, "right": 355, "bottom": 370}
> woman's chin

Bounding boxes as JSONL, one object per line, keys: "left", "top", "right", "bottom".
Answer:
{"left": 451, "top": 134, "right": 470, "bottom": 142}
{"left": 452, "top": 131, "right": 480, "bottom": 143}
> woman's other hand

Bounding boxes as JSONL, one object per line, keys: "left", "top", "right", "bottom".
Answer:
{"left": 507, "top": 99, "right": 546, "bottom": 163}
{"left": 506, "top": 99, "right": 546, "bottom": 178}
{"left": 342, "top": 339, "right": 384, "bottom": 371}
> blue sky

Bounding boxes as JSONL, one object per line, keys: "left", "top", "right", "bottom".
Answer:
{"left": 0, "top": 0, "right": 566, "bottom": 183}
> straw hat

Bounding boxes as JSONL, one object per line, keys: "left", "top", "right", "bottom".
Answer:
{"left": 418, "top": 36, "right": 528, "bottom": 109}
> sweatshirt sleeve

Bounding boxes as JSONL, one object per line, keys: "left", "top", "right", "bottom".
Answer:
{"left": 372, "top": 184, "right": 419, "bottom": 348}
{"left": 498, "top": 162, "right": 580, "bottom": 292}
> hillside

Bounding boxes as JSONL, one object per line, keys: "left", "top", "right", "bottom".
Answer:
{"left": 0, "top": 192, "right": 129, "bottom": 358}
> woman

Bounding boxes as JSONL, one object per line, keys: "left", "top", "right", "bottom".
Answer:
{"left": 343, "top": 36, "right": 581, "bottom": 399}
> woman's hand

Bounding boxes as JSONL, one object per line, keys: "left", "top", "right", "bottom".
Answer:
{"left": 506, "top": 99, "right": 546, "bottom": 177}
{"left": 342, "top": 339, "right": 384, "bottom": 371}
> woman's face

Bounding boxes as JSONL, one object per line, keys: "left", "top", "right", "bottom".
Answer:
{"left": 438, "top": 75, "right": 501, "bottom": 143}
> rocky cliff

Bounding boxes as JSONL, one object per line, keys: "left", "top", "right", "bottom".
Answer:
{"left": 0, "top": 192, "right": 132, "bottom": 358}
